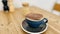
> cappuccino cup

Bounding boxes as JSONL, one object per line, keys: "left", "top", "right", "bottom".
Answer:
{"left": 21, "top": 13, "right": 48, "bottom": 34}
{"left": 25, "top": 18, "right": 48, "bottom": 28}
{"left": 25, "top": 13, "right": 48, "bottom": 28}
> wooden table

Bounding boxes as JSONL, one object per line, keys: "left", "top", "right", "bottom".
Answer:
{"left": 0, "top": 6, "right": 60, "bottom": 34}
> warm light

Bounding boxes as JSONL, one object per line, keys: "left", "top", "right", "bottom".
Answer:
{"left": 53, "top": 3, "right": 60, "bottom": 11}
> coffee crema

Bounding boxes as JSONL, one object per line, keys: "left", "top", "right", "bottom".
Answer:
{"left": 26, "top": 13, "right": 43, "bottom": 20}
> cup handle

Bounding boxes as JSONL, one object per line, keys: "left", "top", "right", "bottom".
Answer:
{"left": 30, "top": 33, "right": 41, "bottom": 34}
{"left": 43, "top": 18, "right": 48, "bottom": 23}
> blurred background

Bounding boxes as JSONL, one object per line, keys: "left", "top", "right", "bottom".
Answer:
{"left": 0, "top": 0, "right": 60, "bottom": 15}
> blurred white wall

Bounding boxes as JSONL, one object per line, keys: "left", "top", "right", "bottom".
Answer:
{"left": 57, "top": 0, "right": 60, "bottom": 4}
{"left": 0, "top": 0, "right": 56, "bottom": 11}
{"left": 0, "top": 0, "right": 3, "bottom": 10}
{"left": 13, "top": 0, "right": 56, "bottom": 12}
{"left": 0, "top": 0, "right": 60, "bottom": 16}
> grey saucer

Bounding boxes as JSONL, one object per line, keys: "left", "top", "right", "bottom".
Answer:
{"left": 22, "top": 20, "right": 47, "bottom": 33}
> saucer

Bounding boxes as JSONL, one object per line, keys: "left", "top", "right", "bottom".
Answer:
{"left": 21, "top": 20, "right": 47, "bottom": 33}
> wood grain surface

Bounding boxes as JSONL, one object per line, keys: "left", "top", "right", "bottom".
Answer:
{"left": 0, "top": 6, "right": 60, "bottom": 34}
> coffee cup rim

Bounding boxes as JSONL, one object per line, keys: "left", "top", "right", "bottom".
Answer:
{"left": 21, "top": 23, "right": 48, "bottom": 34}
{"left": 26, "top": 17, "right": 44, "bottom": 21}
